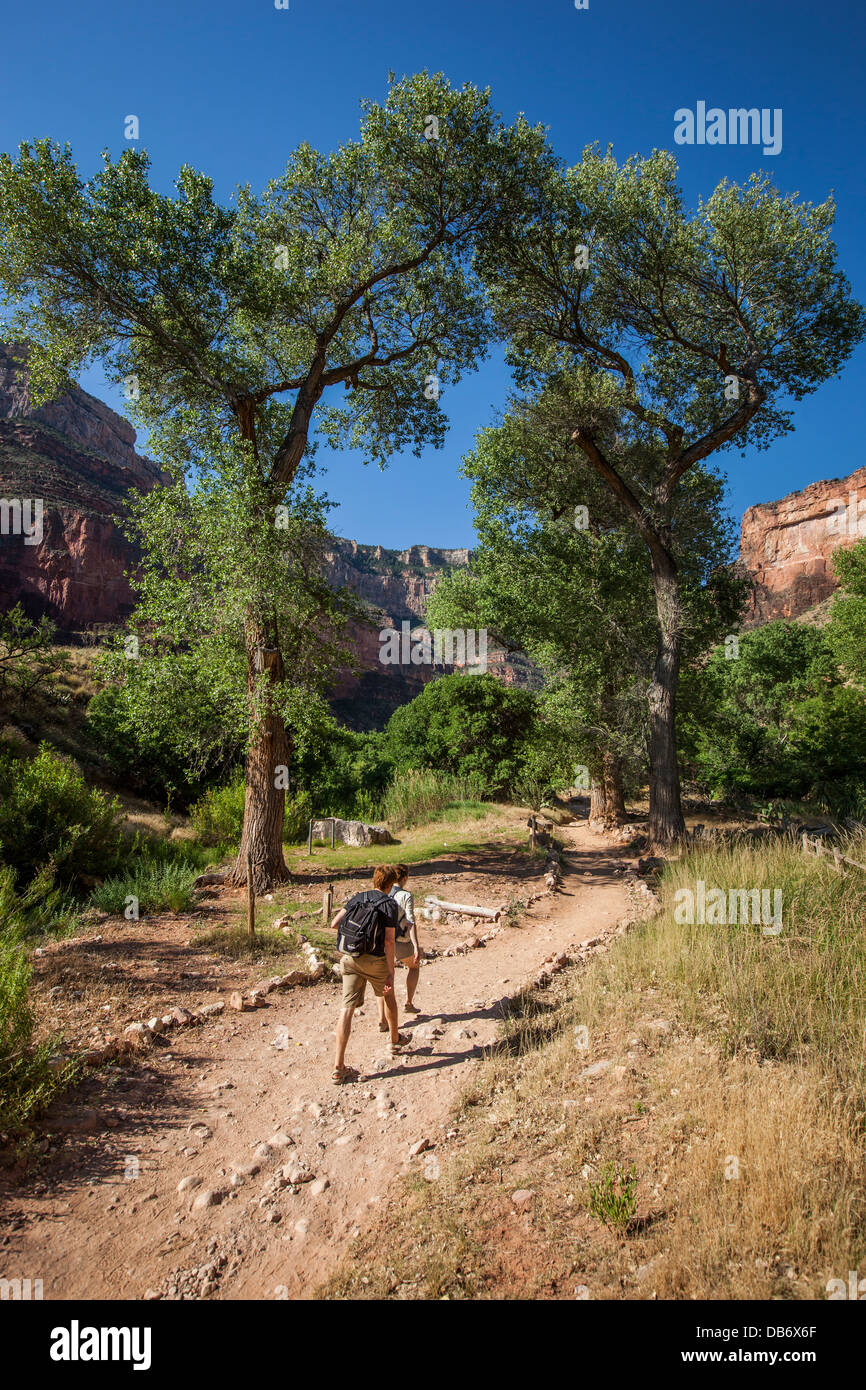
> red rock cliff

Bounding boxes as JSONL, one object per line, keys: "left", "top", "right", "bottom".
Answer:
{"left": 739, "top": 467, "right": 866, "bottom": 624}
{"left": 0, "top": 342, "right": 172, "bottom": 626}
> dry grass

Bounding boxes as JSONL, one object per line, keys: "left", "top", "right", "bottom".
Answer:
{"left": 322, "top": 832, "right": 866, "bottom": 1300}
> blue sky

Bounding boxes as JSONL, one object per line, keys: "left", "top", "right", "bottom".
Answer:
{"left": 2, "top": 0, "right": 864, "bottom": 550}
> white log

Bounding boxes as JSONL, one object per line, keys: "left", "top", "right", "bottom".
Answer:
{"left": 424, "top": 895, "right": 504, "bottom": 921}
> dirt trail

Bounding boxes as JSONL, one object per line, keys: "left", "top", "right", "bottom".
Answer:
{"left": 0, "top": 823, "right": 632, "bottom": 1300}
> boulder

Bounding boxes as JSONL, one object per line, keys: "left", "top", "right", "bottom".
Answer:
{"left": 311, "top": 818, "right": 395, "bottom": 847}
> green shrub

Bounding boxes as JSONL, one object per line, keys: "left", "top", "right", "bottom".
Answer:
{"left": 384, "top": 673, "right": 536, "bottom": 797}
{"left": 90, "top": 855, "right": 199, "bottom": 916}
{"left": 189, "top": 772, "right": 246, "bottom": 847}
{"left": 0, "top": 743, "right": 124, "bottom": 888}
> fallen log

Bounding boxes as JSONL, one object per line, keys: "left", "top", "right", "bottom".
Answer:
{"left": 424, "top": 895, "right": 504, "bottom": 921}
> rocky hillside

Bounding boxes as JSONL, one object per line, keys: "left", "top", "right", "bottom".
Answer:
{"left": 739, "top": 466, "right": 866, "bottom": 624}
{"left": 0, "top": 342, "right": 172, "bottom": 627}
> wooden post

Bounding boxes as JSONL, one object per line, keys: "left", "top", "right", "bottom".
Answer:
{"left": 529, "top": 814, "right": 536, "bottom": 850}
{"left": 833, "top": 848, "right": 844, "bottom": 874}
{"left": 322, "top": 883, "right": 333, "bottom": 927}
{"left": 246, "top": 851, "right": 255, "bottom": 939}
{"left": 801, "top": 833, "right": 810, "bottom": 855}
{"left": 307, "top": 818, "right": 313, "bottom": 855}
{"left": 330, "top": 818, "right": 336, "bottom": 850}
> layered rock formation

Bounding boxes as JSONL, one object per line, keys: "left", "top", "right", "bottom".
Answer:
{"left": 0, "top": 342, "right": 172, "bottom": 626}
{"left": 739, "top": 467, "right": 866, "bottom": 624}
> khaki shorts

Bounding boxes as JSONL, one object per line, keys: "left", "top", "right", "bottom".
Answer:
{"left": 340, "top": 953, "right": 389, "bottom": 1009}
{"left": 395, "top": 938, "right": 416, "bottom": 963}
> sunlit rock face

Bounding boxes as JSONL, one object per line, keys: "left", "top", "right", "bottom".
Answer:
{"left": 739, "top": 467, "right": 866, "bottom": 624}
{"left": 0, "top": 342, "right": 171, "bottom": 627}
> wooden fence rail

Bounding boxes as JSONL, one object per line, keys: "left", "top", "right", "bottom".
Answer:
{"left": 801, "top": 833, "right": 866, "bottom": 875}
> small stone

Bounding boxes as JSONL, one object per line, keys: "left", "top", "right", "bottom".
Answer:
{"left": 578, "top": 1060, "right": 612, "bottom": 1080}
{"left": 123, "top": 1023, "right": 153, "bottom": 1048}
{"left": 166, "top": 1006, "right": 195, "bottom": 1026}
{"left": 309, "top": 1177, "right": 330, "bottom": 1196}
{"left": 268, "top": 1132, "right": 294, "bottom": 1149}
{"left": 265, "top": 1209, "right": 282, "bottom": 1224}
{"left": 294, "top": 1218, "right": 309, "bottom": 1236}
{"left": 147, "top": 1017, "right": 167, "bottom": 1034}
{"left": 192, "top": 1188, "right": 224, "bottom": 1211}
{"left": 199, "top": 1002, "right": 225, "bottom": 1018}
{"left": 177, "top": 1176, "right": 202, "bottom": 1194}
{"left": 284, "top": 1163, "right": 315, "bottom": 1185}
{"left": 143, "top": 1288, "right": 161, "bottom": 1301}
{"left": 512, "top": 1188, "right": 535, "bottom": 1211}
{"left": 228, "top": 992, "right": 249, "bottom": 1012}
{"left": 253, "top": 1143, "right": 275, "bottom": 1163}
{"left": 408, "top": 1138, "right": 432, "bottom": 1158}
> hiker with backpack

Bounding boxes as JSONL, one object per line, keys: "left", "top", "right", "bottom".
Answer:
{"left": 331, "top": 865, "right": 410, "bottom": 1084}
{"left": 376, "top": 863, "right": 422, "bottom": 1030}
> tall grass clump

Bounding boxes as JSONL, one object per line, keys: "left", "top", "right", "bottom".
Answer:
{"left": 651, "top": 832, "right": 866, "bottom": 1076}
{"left": 0, "top": 867, "right": 78, "bottom": 1132}
{"left": 379, "top": 768, "right": 487, "bottom": 829}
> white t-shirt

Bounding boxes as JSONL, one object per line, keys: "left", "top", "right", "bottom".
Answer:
{"left": 390, "top": 885, "right": 415, "bottom": 933}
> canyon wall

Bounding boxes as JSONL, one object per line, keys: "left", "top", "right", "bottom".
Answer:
{"left": 0, "top": 343, "right": 172, "bottom": 627}
{"left": 739, "top": 467, "right": 866, "bottom": 624}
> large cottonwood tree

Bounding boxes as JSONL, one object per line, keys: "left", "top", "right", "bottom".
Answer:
{"left": 426, "top": 376, "right": 744, "bottom": 826}
{"left": 474, "top": 147, "right": 864, "bottom": 843}
{"left": 0, "top": 72, "right": 546, "bottom": 886}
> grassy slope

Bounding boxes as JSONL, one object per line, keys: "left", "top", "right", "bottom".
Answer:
{"left": 322, "top": 834, "right": 866, "bottom": 1300}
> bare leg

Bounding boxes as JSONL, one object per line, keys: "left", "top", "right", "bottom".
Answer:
{"left": 377, "top": 995, "right": 388, "bottom": 1031}
{"left": 334, "top": 1006, "right": 354, "bottom": 1072}
{"left": 383, "top": 990, "right": 399, "bottom": 1045}
{"left": 405, "top": 967, "right": 420, "bottom": 1008}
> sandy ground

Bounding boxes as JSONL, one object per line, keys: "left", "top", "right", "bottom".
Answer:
{"left": 0, "top": 822, "right": 632, "bottom": 1300}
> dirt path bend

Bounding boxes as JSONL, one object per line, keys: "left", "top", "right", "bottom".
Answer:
{"left": 0, "top": 823, "right": 632, "bottom": 1300}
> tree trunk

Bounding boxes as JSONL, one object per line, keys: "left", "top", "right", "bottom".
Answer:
{"left": 589, "top": 777, "right": 606, "bottom": 825}
{"left": 602, "top": 750, "right": 627, "bottom": 828}
{"left": 229, "top": 618, "right": 291, "bottom": 891}
{"left": 648, "top": 551, "right": 686, "bottom": 846}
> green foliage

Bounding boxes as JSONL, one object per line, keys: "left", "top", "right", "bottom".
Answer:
{"left": 291, "top": 712, "right": 392, "bottom": 819}
{"left": 0, "top": 743, "right": 124, "bottom": 888}
{"left": 588, "top": 1162, "right": 638, "bottom": 1235}
{"left": 384, "top": 673, "right": 536, "bottom": 796}
{"left": 679, "top": 621, "right": 866, "bottom": 807}
{"left": 827, "top": 537, "right": 866, "bottom": 687}
{"left": 87, "top": 685, "right": 212, "bottom": 806}
{"left": 283, "top": 791, "right": 313, "bottom": 844}
{"left": 189, "top": 772, "right": 246, "bottom": 847}
{"left": 425, "top": 379, "right": 746, "bottom": 795}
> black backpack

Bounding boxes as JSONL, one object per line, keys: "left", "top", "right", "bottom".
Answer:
{"left": 338, "top": 890, "right": 397, "bottom": 958}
